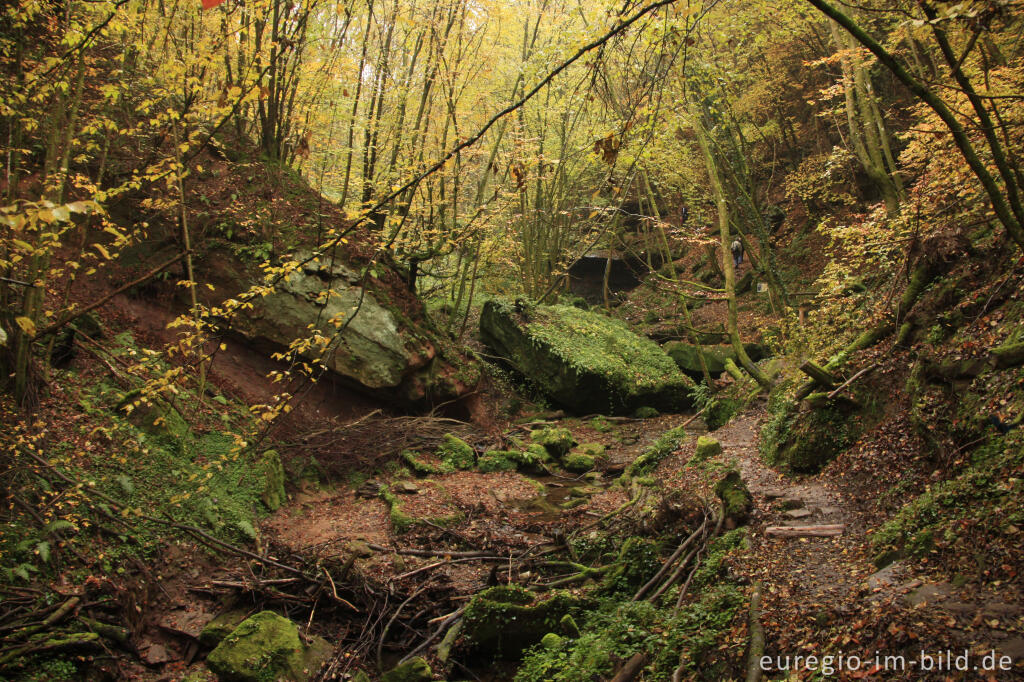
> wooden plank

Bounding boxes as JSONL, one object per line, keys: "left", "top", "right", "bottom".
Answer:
{"left": 765, "top": 525, "right": 844, "bottom": 538}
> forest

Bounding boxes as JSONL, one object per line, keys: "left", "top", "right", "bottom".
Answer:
{"left": 1, "top": 0, "right": 1023, "bottom": 679}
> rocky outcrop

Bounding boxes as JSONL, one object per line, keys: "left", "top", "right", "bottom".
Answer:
{"left": 195, "top": 247, "right": 477, "bottom": 407}
{"left": 664, "top": 341, "right": 767, "bottom": 378}
{"left": 479, "top": 300, "right": 694, "bottom": 415}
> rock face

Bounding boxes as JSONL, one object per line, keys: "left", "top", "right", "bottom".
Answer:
{"left": 197, "top": 248, "right": 477, "bottom": 407}
{"left": 664, "top": 341, "right": 766, "bottom": 378}
{"left": 206, "top": 611, "right": 332, "bottom": 682}
{"left": 480, "top": 300, "right": 693, "bottom": 414}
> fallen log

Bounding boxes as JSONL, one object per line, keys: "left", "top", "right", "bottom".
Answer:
{"left": 610, "top": 653, "right": 648, "bottom": 682}
{"left": 798, "top": 360, "right": 837, "bottom": 389}
{"left": 827, "top": 364, "right": 878, "bottom": 399}
{"left": 765, "top": 525, "right": 844, "bottom": 537}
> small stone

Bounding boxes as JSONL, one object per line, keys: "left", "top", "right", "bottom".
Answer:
{"left": 777, "top": 497, "right": 804, "bottom": 511}
{"left": 762, "top": 488, "right": 788, "bottom": 499}
{"left": 394, "top": 481, "right": 419, "bottom": 494}
{"left": 785, "top": 508, "right": 812, "bottom": 519}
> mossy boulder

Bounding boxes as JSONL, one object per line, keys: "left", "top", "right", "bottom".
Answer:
{"left": 693, "top": 436, "right": 722, "bottom": 462}
{"left": 563, "top": 453, "right": 595, "bottom": 473}
{"left": 203, "top": 249, "right": 476, "bottom": 407}
{"left": 634, "top": 406, "right": 659, "bottom": 418}
{"left": 714, "top": 470, "right": 752, "bottom": 523}
{"left": 774, "top": 401, "right": 861, "bottom": 473}
{"left": 478, "top": 451, "right": 519, "bottom": 473}
{"left": 665, "top": 342, "right": 767, "bottom": 379}
{"left": 380, "top": 657, "right": 432, "bottom": 682}
{"left": 258, "top": 450, "right": 286, "bottom": 511}
{"left": 531, "top": 427, "right": 575, "bottom": 457}
{"left": 480, "top": 449, "right": 548, "bottom": 474}
{"left": 704, "top": 398, "right": 742, "bottom": 432}
{"left": 437, "top": 434, "right": 475, "bottom": 470}
{"left": 206, "top": 611, "right": 332, "bottom": 682}
{"left": 480, "top": 300, "right": 694, "bottom": 414}
{"left": 199, "top": 610, "right": 249, "bottom": 647}
{"left": 462, "top": 584, "right": 583, "bottom": 658}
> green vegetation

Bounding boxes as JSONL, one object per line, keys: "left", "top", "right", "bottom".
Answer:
{"left": 436, "top": 434, "right": 476, "bottom": 470}
{"left": 626, "top": 426, "right": 687, "bottom": 477}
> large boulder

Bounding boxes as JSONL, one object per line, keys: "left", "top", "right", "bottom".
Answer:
{"left": 195, "top": 247, "right": 477, "bottom": 407}
{"left": 665, "top": 341, "right": 767, "bottom": 378}
{"left": 206, "top": 611, "right": 332, "bottom": 682}
{"left": 480, "top": 300, "right": 693, "bottom": 414}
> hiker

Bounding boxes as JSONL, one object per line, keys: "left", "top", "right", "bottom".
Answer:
{"left": 730, "top": 238, "right": 743, "bottom": 267}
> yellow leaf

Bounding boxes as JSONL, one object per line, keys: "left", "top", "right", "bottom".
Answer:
{"left": 93, "top": 243, "right": 111, "bottom": 260}
{"left": 15, "top": 316, "right": 36, "bottom": 336}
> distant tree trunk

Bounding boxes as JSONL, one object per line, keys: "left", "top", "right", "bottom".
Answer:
{"left": 691, "top": 106, "right": 771, "bottom": 390}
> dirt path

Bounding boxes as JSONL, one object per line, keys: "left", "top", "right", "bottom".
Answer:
{"left": 708, "top": 408, "right": 1024, "bottom": 678}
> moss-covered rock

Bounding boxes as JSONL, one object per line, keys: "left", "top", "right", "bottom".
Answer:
{"left": 774, "top": 401, "right": 861, "bottom": 473}
{"left": 540, "top": 633, "right": 563, "bottom": 650}
{"left": 714, "top": 470, "right": 752, "bottom": 523}
{"left": 206, "top": 611, "right": 332, "bottom": 682}
{"left": 559, "top": 614, "right": 581, "bottom": 638}
{"left": 400, "top": 449, "right": 452, "bottom": 476}
{"left": 693, "top": 436, "right": 722, "bottom": 462}
{"left": 258, "top": 450, "right": 286, "bottom": 511}
{"left": 704, "top": 398, "right": 742, "bottom": 432}
{"left": 437, "top": 433, "right": 475, "bottom": 470}
{"left": 576, "top": 442, "right": 606, "bottom": 459}
{"left": 380, "top": 657, "right": 432, "bottom": 682}
{"left": 634, "top": 406, "right": 660, "bottom": 418}
{"left": 478, "top": 451, "right": 519, "bottom": 473}
{"left": 665, "top": 342, "right": 766, "bottom": 378}
{"left": 199, "top": 610, "right": 249, "bottom": 648}
{"left": 462, "top": 584, "right": 583, "bottom": 658}
{"left": 530, "top": 427, "right": 576, "bottom": 457}
{"left": 480, "top": 449, "right": 548, "bottom": 474}
{"left": 479, "top": 300, "right": 694, "bottom": 414}
{"left": 224, "top": 251, "right": 476, "bottom": 407}
{"left": 563, "top": 453, "right": 595, "bottom": 473}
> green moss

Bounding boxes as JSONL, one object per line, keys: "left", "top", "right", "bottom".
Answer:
{"left": 480, "top": 300, "right": 693, "bottom": 414}
{"left": 380, "top": 657, "right": 432, "bottom": 682}
{"left": 258, "top": 450, "right": 286, "bottom": 511}
{"left": 602, "top": 537, "right": 662, "bottom": 596}
{"left": 400, "top": 450, "right": 453, "bottom": 476}
{"left": 714, "top": 470, "right": 751, "bottom": 522}
{"left": 576, "top": 443, "right": 606, "bottom": 459}
{"left": 704, "top": 398, "right": 742, "bottom": 432}
{"left": 626, "top": 426, "right": 686, "bottom": 477}
{"left": 531, "top": 427, "right": 576, "bottom": 457}
{"left": 562, "top": 453, "right": 595, "bottom": 473}
{"left": 206, "top": 611, "right": 331, "bottom": 682}
{"left": 480, "top": 449, "right": 548, "bottom": 474}
{"left": 200, "top": 610, "right": 249, "bottom": 647}
{"left": 693, "top": 436, "right": 722, "bottom": 462}
{"left": 462, "top": 584, "right": 585, "bottom": 659}
{"left": 541, "top": 633, "right": 564, "bottom": 650}
{"left": 478, "top": 451, "right": 519, "bottom": 473}
{"left": 437, "top": 433, "right": 476, "bottom": 470}
{"left": 634, "top": 406, "right": 660, "bottom": 419}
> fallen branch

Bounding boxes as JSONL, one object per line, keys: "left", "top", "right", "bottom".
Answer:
{"left": 826, "top": 364, "right": 878, "bottom": 400}
{"left": 746, "top": 581, "right": 765, "bottom": 682}
{"left": 764, "top": 525, "right": 844, "bottom": 537}
{"left": 633, "top": 517, "right": 708, "bottom": 601}
{"left": 610, "top": 653, "right": 648, "bottom": 682}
